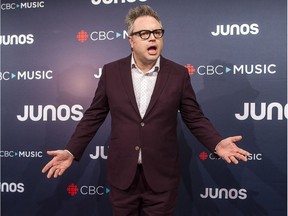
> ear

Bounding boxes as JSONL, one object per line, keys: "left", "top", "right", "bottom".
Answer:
{"left": 128, "top": 36, "right": 133, "bottom": 49}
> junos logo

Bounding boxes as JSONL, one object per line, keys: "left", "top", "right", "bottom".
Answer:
{"left": 194, "top": 64, "right": 276, "bottom": 76}
{"left": 200, "top": 188, "right": 248, "bottom": 200}
{"left": 235, "top": 102, "right": 288, "bottom": 121}
{"left": 0, "top": 34, "right": 34, "bottom": 45}
{"left": 17, "top": 104, "right": 84, "bottom": 122}
{"left": 94, "top": 68, "right": 102, "bottom": 79}
{"left": 90, "top": 146, "right": 108, "bottom": 159}
{"left": 211, "top": 23, "right": 259, "bottom": 36}
{"left": 91, "top": 0, "right": 147, "bottom": 5}
{"left": 0, "top": 182, "right": 24, "bottom": 193}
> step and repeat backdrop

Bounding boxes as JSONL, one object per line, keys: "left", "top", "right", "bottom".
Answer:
{"left": 1, "top": 0, "right": 287, "bottom": 215}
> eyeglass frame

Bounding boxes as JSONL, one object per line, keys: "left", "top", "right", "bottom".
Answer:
{"left": 130, "top": 29, "right": 165, "bottom": 40}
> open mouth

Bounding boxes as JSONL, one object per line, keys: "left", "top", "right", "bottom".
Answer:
{"left": 147, "top": 45, "right": 157, "bottom": 55}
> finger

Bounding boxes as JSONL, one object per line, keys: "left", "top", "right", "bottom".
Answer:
{"left": 47, "top": 166, "right": 58, "bottom": 179}
{"left": 239, "top": 149, "right": 250, "bottom": 157}
{"left": 54, "top": 168, "right": 61, "bottom": 178}
{"left": 42, "top": 160, "right": 54, "bottom": 174}
{"left": 230, "top": 156, "right": 239, "bottom": 164}
{"left": 231, "top": 135, "right": 242, "bottom": 143}
{"left": 58, "top": 168, "right": 66, "bottom": 176}
{"left": 236, "top": 153, "right": 248, "bottom": 162}
{"left": 223, "top": 155, "right": 232, "bottom": 164}
{"left": 47, "top": 150, "right": 59, "bottom": 157}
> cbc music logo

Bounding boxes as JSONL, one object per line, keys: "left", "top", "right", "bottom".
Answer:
{"left": 0, "top": 70, "right": 53, "bottom": 81}
{"left": 235, "top": 102, "right": 288, "bottom": 121}
{"left": 211, "top": 23, "right": 259, "bottom": 36}
{"left": 0, "top": 182, "right": 25, "bottom": 193}
{"left": 199, "top": 152, "right": 262, "bottom": 161}
{"left": 0, "top": 34, "right": 34, "bottom": 46}
{"left": 185, "top": 63, "right": 276, "bottom": 76}
{"left": 91, "top": 0, "right": 147, "bottom": 6}
{"left": 0, "top": 150, "right": 43, "bottom": 158}
{"left": 66, "top": 183, "right": 110, "bottom": 196}
{"left": 16, "top": 104, "right": 84, "bottom": 122}
{"left": 1, "top": 1, "right": 44, "bottom": 10}
{"left": 76, "top": 29, "right": 128, "bottom": 43}
{"left": 200, "top": 187, "right": 248, "bottom": 200}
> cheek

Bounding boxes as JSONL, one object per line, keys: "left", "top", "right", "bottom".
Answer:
{"left": 133, "top": 43, "right": 146, "bottom": 53}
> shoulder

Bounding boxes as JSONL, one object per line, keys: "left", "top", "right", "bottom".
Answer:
{"left": 160, "top": 56, "right": 188, "bottom": 75}
{"left": 104, "top": 55, "right": 131, "bottom": 68}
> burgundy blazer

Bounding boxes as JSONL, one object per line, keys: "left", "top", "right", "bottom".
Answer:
{"left": 65, "top": 55, "right": 223, "bottom": 192}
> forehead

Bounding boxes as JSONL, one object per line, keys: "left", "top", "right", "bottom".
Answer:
{"left": 133, "top": 16, "right": 162, "bottom": 31}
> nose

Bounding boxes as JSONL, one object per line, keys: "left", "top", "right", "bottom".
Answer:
{"left": 148, "top": 33, "right": 156, "bottom": 41}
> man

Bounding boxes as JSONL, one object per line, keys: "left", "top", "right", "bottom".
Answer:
{"left": 42, "top": 5, "right": 250, "bottom": 216}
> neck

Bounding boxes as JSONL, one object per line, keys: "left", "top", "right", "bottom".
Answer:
{"left": 133, "top": 56, "right": 158, "bottom": 73}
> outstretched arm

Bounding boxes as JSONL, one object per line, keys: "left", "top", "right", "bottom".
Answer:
{"left": 42, "top": 150, "right": 74, "bottom": 178}
{"left": 215, "top": 136, "right": 250, "bottom": 164}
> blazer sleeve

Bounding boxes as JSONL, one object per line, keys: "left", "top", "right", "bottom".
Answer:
{"left": 180, "top": 70, "right": 223, "bottom": 152}
{"left": 65, "top": 66, "right": 110, "bottom": 161}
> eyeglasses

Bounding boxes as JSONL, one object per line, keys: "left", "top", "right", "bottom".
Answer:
{"left": 130, "top": 29, "right": 165, "bottom": 40}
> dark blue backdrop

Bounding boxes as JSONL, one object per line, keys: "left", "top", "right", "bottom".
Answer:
{"left": 1, "top": 0, "right": 287, "bottom": 215}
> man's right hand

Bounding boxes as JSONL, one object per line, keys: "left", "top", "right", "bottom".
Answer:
{"left": 42, "top": 150, "right": 74, "bottom": 178}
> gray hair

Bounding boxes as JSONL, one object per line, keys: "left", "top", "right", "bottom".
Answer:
{"left": 125, "top": 5, "right": 162, "bottom": 35}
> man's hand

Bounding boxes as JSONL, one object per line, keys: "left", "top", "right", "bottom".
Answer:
{"left": 42, "top": 150, "right": 74, "bottom": 178}
{"left": 215, "top": 136, "right": 250, "bottom": 164}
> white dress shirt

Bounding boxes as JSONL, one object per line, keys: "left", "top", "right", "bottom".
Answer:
{"left": 131, "top": 55, "right": 160, "bottom": 164}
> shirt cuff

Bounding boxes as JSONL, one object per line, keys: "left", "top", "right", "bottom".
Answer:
{"left": 64, "top": 149, "right": 75, "bottom": 159}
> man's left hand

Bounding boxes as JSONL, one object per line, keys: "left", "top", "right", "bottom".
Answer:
{"left": 215, "top": 136, "right": 250, "bottom": 164}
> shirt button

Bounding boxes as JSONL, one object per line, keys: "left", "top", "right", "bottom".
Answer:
{"left": 140, "top": 122, "right": 145, "bottom": 127}
{"left": 135, "top": 146, "right": 140, "bottom": 151}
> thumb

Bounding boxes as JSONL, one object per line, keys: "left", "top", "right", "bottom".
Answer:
{"left": 46, "top": 150, "right": 59, "bottom": 157}
{"left": 231, "top": 135, "right": 242, "bottom": 143}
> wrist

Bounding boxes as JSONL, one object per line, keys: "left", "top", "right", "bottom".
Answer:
{"left": 64, "top": 149, "right": 75, "bottom": 159}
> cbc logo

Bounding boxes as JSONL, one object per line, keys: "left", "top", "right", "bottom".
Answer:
{"left": 191, "top": 64, "right": 276, "bottom": 76}
{"left": 1, "top": 1, "right": 44, "bottom": 10}
{"left": 200, "top": 152, "right": 262, "bottom": 161}
{"left": 0, "top": 151, "right": 43, "bottom": 158}
{"left": 0, "top": 70, "right": 53, "bottom": 81}
{"left": 67, "top": 183, "right": 110, "bottom": 196}
{"left": 77, "top": 30, "right": 128, "bottom": 43}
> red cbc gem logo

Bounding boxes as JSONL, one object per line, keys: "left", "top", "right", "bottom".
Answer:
{"left": 67, "top": 183, "right": 79, "bottom": 196}
{"left": 77, "top": 30, "right": 89, "bottom": 43}
{"left": 185, "top": 64, "right": 196, "bottom": 75}
{"left": 199, "top": 152, "right": 208, "bottom": 161}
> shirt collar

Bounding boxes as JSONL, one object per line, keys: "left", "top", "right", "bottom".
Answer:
{"left": 131, "top": 54, "right": 160, "bottom": 73}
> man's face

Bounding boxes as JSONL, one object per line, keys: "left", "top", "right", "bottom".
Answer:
{"left": 128, "top": 16, "right": 164, "bottom": 69}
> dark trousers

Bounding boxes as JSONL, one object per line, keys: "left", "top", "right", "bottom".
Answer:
{"left": 109, "top": 165, "right": 178, "bottom": 216}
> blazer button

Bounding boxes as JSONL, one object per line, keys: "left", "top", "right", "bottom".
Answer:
{"left": 140, "top": 122, "right": 145, "bottom": 127}
{"left": 135, "top": 146, "right": 140, "bottom": 151}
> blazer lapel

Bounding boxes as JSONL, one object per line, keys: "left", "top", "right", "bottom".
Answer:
{"left": 119, "top": 55, "right": 141, "bottom": 117}
{"left": 144, "top": 56, "right": 170, "bottom": 118}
